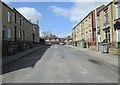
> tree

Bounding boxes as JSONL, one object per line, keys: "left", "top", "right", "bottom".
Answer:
{"left": 42, "top": 31, "right": 51, "bottom": 37}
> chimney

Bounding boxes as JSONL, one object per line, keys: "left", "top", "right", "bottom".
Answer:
{"left": 37, "top": 20, "right": 39, "bottom": 25}
{"left": 29, "top": 20, "right": 31, "bottom": 22}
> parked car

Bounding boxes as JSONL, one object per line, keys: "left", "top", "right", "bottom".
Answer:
{"left": 46, "top": 42, "right": 52, "bottom": 46}
{"left": 59, "top": 42, "right": 65, "bottom": 45}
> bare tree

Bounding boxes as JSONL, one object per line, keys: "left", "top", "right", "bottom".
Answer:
{"left": 42, "top": 31, "right": 51, "bottom": 37}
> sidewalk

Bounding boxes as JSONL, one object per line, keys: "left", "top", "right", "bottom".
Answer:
{"left": 2, "top": 45, "right": 45, "bottom": 67}
{"left": 66, "top": 45, "right": 118, "bottom": 68}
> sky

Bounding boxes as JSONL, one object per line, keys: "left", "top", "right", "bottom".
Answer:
{"left": 3, "top": 1, "right": 111, "bottom": 38}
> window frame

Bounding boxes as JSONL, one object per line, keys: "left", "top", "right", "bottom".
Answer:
{"left": 104, "top": 9, "right": 108, "bottom": 24}
{"left": 117, "top": 5, "right": 120, "bottom": 19}
{"left": 13, "top": 12, "right": 16, "bottom": 23}
{"left": 18, "top": 29, "right": 22, "bottom": 39}
{"left": 97, "top": 14, "right": 100, "bottom": 27}
{"left": 8, "top": 28, "right": 11, "bottom": 40}
{"left": 2, "top": 27, "right": 5, "bottom": 40}
{"left": 8, "top": 11, "right": 11, "bottom": 23}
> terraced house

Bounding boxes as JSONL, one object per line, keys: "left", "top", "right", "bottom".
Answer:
{"left": 97, "top": 2, "right": 117, "bottom": 51}
{"left": 72, "top": 5, "right": 105, "bottom": 49}
{"left": 72, "top": 22, "right": 81, "bottom": 46}
{"left": 72, "top": 27, "right": 77, "bottom": 46}
{"left": 1, "top": 1, "right": 39, "bottom": 56}
{"left": 32, "top": 23, "right": 39, "bottom": 43}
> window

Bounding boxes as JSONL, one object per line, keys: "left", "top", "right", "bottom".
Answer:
{"left": 83, "top": 33, "right": 85, "bottom": 39}
{"left": 13, "top": 13, "right": 16, "bottom": 23}
{"left": 117, "top": 29, "right": 120, "bottom": 42}
{"left": 108, "top": 30, "right": 110, "bottom": 43}
{"left": 89, "top": 30, "right": 91, "bottom": 39}
{"left": 104, "top": 9, "right": 108, "bottom": 24}
{"left": 14, "top": 27, "right": 17, "bottom": 41}
{"left": 8, "top": 28, "right": 11, "bottom": 40}
{"left": 97, "top": 15, "right": 100, "bottom": 27}
{"left": 2, "top": 28, "right": 5, "bottom": 40}
{"left": 86, "top": 20, "right": 88, "bottom": 28}
{"left": 23, "top": 30, "right": 25, "bottom": 41}
{"left": 26, "top": 21, "right": 27, "bottom": 29}
{"left": 89, "top": 17, "right": 91, "bottom": 26}
{"left": 19, "top": 29, "right": 22, "bottom": 39}
{"left": 86, "top": 32, "right": 88, "bottom": 40}
{"left": 117, "top": 5, "right": 120, "bottom": 18}
{"left": 19, "top": 17, "right": 21, "bottom": 26}
{"left": 8, "top": 11, "right": 11, "bottom": 22}
{"left": 23, "top": 19, "right": 24, "bottom": 27}
{"left": 104, "top": 29, "right": 110, "bottom": 43}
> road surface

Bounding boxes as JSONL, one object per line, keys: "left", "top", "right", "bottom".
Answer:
{"left": 2, "top": 45, "right": 118, "bottom": 83}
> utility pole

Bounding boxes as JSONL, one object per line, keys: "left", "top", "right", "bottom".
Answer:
{"left": 95, "top": 1, "right": 99, "bottom": 51}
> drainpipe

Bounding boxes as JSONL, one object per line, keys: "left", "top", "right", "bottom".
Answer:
{"left": 111, "top": 3, "right": 114, "bottom": 47}
{"left": 95, "top": 1, "right": 99, "bottom": 51}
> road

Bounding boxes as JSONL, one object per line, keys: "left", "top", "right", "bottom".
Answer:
{"left": 2, "top": 45, "right": 118, "bottom": 83}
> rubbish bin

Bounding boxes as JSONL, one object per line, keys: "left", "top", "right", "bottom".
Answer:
{"left": 82, "top": 42, "right": 86, "bottom": 48}
{"left": 14, "top": 44, "right": 18, "bottom": 54}
{"left": 102, "top": 43, "right": 109, "bottom": 53}
{"left": 118, "top": 42, "right": 120, "bottom": 48}
{"left": 19, "top": 44, "right": 26, "bottom": 51}
{"left": 75, "top": 41, "right": 77, "bottom": 47}
{"left": 8, "top": 45, "right": 15, "bottom": 55}
{"left": 98, "top": 43, "right": 102, "bottom": 51}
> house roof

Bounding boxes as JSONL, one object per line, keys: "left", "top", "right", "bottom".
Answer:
{"left": 72, "top": 5, "right": 105, "bottom": 30}
{"left": 43, "top": 34, "right": 59, "bottom": 39}
{"left": 2, "top": 1, "right": 39, "bottom": 26}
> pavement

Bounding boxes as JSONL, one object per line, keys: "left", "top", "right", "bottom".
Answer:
{"left": 2, "top": 45, "right": 119, "bottom": 83}
{"left": 2, "top": 45, "right": 45, "bottom": 67}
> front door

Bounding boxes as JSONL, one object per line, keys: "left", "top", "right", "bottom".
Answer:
{"left": 104, "top": 29, "right": 110, "bottom": 43}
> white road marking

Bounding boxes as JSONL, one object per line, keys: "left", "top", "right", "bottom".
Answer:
{"left": 79, "top": 65, "right": 88, "bottom": 74}
{"left": 26, "top": 75, "right": 29, "bottom": 77}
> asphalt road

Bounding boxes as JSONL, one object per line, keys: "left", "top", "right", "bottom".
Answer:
{"left": 2, "top": 45, "right": 118, "bottom": 83}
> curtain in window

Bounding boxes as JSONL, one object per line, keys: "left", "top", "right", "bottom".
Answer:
{"left": 8, "top": 28, "right": 11, "bottom": 39}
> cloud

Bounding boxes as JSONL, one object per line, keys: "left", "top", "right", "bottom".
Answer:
{"left": 50, "top": 2, "right": 110, "bottom": 23}
{"left": 1, "top": 0, "right": 113, "bottom": 2}
{"left": 16, "top": 7, "right": 42, "bottom": 24}
{"left": 51, "top": 5, "right": 82, "bottom": 22}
